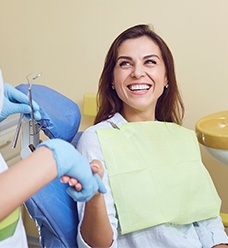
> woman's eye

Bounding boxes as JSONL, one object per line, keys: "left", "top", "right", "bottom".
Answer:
{"left": 119, "top": 61, "right": 131, "bottom": 67}
{"left": 145, "top": 59, "right": 157, "bottom": 65}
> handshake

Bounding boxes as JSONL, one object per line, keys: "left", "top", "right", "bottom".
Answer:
{"left": 38, "top": 139, "right": 106, "bottom": 202}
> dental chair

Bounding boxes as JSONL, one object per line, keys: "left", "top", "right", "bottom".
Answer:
{"left": 16, "top": 84, "right": 82, "bottom": 248}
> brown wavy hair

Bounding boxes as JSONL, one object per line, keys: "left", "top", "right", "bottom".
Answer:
{"left": 94, "top": 24, "right": 184, "bottom": 125}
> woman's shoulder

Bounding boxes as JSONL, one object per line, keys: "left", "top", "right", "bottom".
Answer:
{"left": 78, "top": 113, "right": 126, "bottom": 143}
{"left": 84, "top": 113, "right": 126, "bottom": 134}
{"left": 77, "top": 118, "right": 108, "bottom": 146}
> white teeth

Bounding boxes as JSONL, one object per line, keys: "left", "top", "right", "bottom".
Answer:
{"left": 129, "top": 84, "right": 150, "bottom": 91}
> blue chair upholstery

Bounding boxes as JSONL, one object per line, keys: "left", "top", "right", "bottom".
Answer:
{"left": 17, "top": 84, "right": 82, "bottom": 248}
{"left": 24, "top": 178, "right": 79, "bottom": 248}
{"left": 16, "top": 84, "right": 81, "bottom": 143}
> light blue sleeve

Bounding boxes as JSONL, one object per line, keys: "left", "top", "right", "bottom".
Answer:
{"left": 193, "top": 216, "right": 228, "bottom": 247}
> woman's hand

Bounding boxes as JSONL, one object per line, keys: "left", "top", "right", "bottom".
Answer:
{"left": 60, "top": 159, "right": 104, "bottom": 192}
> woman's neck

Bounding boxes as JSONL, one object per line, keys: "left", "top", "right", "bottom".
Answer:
{"left": 121, "top": 108, "right": 155, "bottom": 122}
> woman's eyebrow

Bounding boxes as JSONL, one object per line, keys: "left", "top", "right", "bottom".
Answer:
{"left": 117, "top": 54, "right": 160, "bottom": 61}
{"left": 116, "top": 56, "right": 132, "bottom": 61}
{"left": 144, "top": 54, "right": 160, "bottom": 60}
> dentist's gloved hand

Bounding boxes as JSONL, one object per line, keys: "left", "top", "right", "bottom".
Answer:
{"left": 0, "top": 83, "right": 41, "bottom": 122}
{"left": 37, "top": 138, "right": 107, "bottom": 202}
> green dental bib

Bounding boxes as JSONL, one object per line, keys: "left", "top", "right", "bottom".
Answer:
{"left": 97, "top": 121, "right": 221, "bottom": 234}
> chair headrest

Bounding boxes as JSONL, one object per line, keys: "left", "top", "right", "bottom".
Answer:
{"left": 16, "top": 84, "right": 81, "bottom": 142}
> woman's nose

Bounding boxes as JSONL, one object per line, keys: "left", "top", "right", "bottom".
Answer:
{"left": 130, "top": 64, "right": 146, "bottom": 79}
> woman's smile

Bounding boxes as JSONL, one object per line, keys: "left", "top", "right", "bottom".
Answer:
{"left": 127, "top": 83, "right": 152, "bottom": 92}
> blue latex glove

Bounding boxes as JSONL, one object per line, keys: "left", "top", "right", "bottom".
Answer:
{"left": 37, "top": 138, "right": 107, "bottom": 202}
{"left": 0, "top": 83, "right": 41, "bottom": 122}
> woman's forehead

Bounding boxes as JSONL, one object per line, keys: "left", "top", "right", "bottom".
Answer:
{"left": 117, "top": 36, "right": 161, "bottom": 57}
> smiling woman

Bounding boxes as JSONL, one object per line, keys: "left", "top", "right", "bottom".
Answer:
{"left": 73, "top": 24, "right": 228, "bottom": 248}
{"left": 95, "top": 24, "right": 184, "bottom": 125}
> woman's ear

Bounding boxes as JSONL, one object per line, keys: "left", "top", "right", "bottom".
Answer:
{"left": 164, "top": 77, "right": 169, "bottom": 88}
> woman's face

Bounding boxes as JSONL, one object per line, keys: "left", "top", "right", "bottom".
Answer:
{"left": 113, "top": 36, "right": 167, "bottom": 121}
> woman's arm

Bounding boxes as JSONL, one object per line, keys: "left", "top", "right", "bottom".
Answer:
{"left": 81, "top": 192, "right": 113, "bottom": 247}
{"left": 76, "top": 128, "right": 117, "bottom": 247}
{"left": 80, "top": 160, "right": 113, "bottom": 247}
{"left": 65, "top": 159, "right": 113, "bottom": 247}
{"left": 0, "top": 146, "right": 57, "bottom": 220}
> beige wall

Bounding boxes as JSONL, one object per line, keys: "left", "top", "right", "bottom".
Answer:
{"left": 1, "top": 1, "right": 228, "bottom": 211}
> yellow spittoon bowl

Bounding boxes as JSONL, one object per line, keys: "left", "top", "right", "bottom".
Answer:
{"left": 196, "top": 110, "right": 228, "bottom": 166}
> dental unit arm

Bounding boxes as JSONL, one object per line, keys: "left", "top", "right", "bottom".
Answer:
{"left": 20, "top": 117, "right": 40, "bottom": 158}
